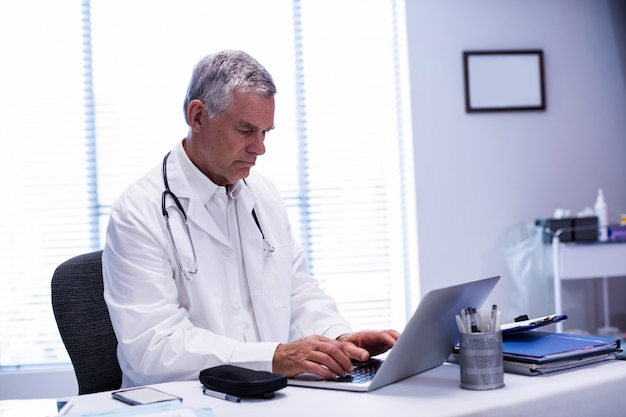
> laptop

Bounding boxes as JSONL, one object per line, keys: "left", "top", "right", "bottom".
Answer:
{"left": 288, "top": 275, "right": 500, "bottom": 392}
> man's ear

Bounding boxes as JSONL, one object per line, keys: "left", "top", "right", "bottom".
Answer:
{"left": 186, "top": 99, "right": 204, "bottom": 131}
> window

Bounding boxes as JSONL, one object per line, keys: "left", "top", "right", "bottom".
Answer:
{"left": 0, "top": 0, "right": 416, "bottom": 368}
{"left": 0, "top": 1, "right": 90, "bottom": 367}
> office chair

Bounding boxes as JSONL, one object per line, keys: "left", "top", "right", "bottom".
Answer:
{"left": 51, "top": 250, "right": 123, "bottom": 395}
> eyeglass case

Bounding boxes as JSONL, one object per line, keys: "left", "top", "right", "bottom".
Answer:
{"left": 199, "top": 365, "right": 287, "bottom": 399}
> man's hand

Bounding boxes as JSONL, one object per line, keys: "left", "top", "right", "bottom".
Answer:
{"left": 336, "top": 329, "right": 400, "bottom": 360}
{"left": 272, "top": 335, "right": 355, "bottom": 379}
{"left": 272, "top": 330, "right": 400, "bottom": 379}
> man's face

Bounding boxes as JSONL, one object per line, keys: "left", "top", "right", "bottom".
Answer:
{"left": 188, "top": 91, "right": 275, "bottom": 186}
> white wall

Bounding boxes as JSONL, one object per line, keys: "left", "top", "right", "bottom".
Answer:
{"left": 405, "top": 0, "right": 626, "bottom": 330}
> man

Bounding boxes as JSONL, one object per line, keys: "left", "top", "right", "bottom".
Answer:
{"left": 103, "top": 50, "right": 399, "bottom": 388}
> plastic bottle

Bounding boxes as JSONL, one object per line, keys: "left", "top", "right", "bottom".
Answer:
{"left": 594, "top": 189, "right": 608, "bottom": 242}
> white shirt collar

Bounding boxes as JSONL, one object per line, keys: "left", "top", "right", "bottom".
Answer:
{"left": 176, "top": 140, "right": 243, "bottom": 205}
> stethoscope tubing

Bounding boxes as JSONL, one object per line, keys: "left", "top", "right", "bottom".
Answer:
{"left": 160, "top": 151, "right": 273, "bottom": 281}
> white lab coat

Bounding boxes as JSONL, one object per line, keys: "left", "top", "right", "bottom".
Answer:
{"left": 102, "top": 141, "right": 352, "bottom": 387}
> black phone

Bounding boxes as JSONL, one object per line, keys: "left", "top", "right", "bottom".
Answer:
{"left": 111, "top": 387, "right": 182, "bottom": 405}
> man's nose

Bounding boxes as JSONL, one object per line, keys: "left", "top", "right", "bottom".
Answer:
{"left": 249, "top": 132, "right": 266, "bottom": 155}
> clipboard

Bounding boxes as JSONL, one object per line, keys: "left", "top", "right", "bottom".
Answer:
{"left": 501, "top": 314, "right": 568, "bottom": 334}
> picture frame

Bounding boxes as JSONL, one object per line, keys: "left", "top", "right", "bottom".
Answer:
{"left": 463, "top": 50, "right": 546, "bottom": 112}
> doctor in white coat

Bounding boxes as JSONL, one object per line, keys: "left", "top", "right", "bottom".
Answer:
{"left": 102, "top": 50, "right": 399, "bottom": 388}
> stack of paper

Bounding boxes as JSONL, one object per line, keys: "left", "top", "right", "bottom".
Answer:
{"left": 64, "top": 401, "right": 213, "bottom": 417}
{"left": 502, "top": 331, "right": 621, "bottom": 376}
{"left": 0, "top": 398, "right": 59, "bottom": 417}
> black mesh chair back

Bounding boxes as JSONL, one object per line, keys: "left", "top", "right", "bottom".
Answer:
{"left": 51, "top": 250, "right": 123, "bottom": 394}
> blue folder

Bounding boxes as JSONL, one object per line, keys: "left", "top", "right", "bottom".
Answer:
{"left": 502, "top": 331, "right": 621, "bottom": 364}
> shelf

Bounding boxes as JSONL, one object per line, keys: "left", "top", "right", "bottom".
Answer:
{"left": 552, "top": 237, "right": 626, "bottom": 332}
{"left": 555, "top": 241, "right": 626, "bottom": 280}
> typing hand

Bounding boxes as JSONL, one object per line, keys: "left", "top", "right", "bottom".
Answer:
{"left": 272, "top": 335, "right": 355, "bottom": 379}
{"left": 336, "top": 329, "right": 400, "bottom": 358}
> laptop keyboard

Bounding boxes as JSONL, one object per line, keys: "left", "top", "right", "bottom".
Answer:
{"left": 335, "top": 359, "right": 384, "bottom": 383}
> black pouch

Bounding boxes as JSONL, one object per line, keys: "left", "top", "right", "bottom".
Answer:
{"left": 199, "top": 365, "right": 287, "bottom": 399}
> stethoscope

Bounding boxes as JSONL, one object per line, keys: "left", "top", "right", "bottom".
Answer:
{"left": 161, "top": 151, "right": 273, "bottom": 280}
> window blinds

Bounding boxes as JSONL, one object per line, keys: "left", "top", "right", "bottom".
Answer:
{"left": 0, "top": 1, "right": 90, "bottom": 366}
{"left": 0, "top": 0, "right": 415, "bottom": 368}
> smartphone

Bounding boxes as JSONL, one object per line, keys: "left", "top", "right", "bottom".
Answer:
{"left": 111, "top": 387, "right": 182, "bottom": 405}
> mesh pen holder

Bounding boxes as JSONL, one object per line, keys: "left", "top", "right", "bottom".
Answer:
{"left": 459, "top": 331, "right": 505, "bottom": 390}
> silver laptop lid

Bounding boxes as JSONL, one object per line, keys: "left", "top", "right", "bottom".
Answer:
{"left": 368, "top": 275, "right": 500, "bottom": 391}
{"left": 289, "top": 275, "right": 500, "bottom": 392}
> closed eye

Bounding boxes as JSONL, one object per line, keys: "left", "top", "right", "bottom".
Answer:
{"left": 235, "top": 122, "right": 274, "bottom": 137}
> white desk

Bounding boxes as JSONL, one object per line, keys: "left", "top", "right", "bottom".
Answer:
{"left": 66, "top": 360, "right": 626, "bottom": 417}
{"left": 552, "top": 237, "right": 626, "bottom": 332}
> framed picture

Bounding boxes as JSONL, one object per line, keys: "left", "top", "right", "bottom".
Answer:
{"left": 463, "top": 50, "right": 546, "bottom": 112}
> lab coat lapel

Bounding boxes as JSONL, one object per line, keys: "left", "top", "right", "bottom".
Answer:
{"left": 165, "top": 152, "right": 229, "bottom": 247}
{"left": 237, "top": 186, "right": 274, "bottom": 340}
{"left": 186, "top": 199, "right": 230, "bottom": 247}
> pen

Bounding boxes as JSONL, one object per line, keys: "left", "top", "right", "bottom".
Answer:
{"left": 203, "top": 388, "right": 241, "bottom": 403}
{"left": 469, "top": 307, "right": 480, "bottom": 332}
{"left": 495, "top": 310, "right": 502, "bottom": 332}
{"left": 456, "top": 314, "right": 467, "bottom": 334}
{"left": 490, "top": 304, "right": 498, "bottom": 332}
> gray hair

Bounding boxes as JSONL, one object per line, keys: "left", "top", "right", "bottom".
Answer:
{"left": 183, "top": 50, "right": 277, "bottom": 123}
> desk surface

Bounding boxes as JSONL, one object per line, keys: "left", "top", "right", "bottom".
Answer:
{"left": 67, "top": 360, "right": 626, "bottom": 417}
